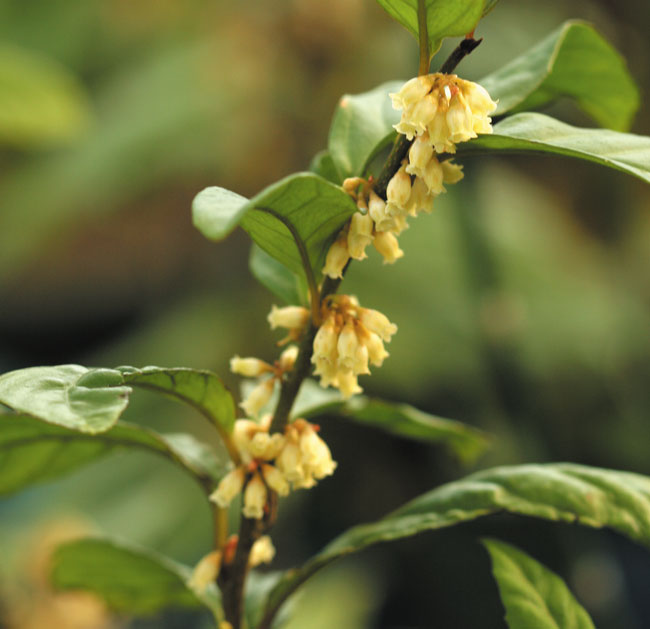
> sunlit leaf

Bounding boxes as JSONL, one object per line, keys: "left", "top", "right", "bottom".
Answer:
{"left": 0, "top": 365, "right": 130, "bottom": 434}
{"left": 0, "top": 43, "right": 91, "bottom": 148}
{"left": 249, "top": 244, "right": 308, "bottom": 306}
{"left": 0, "top": 411, "right": 224, "bottom": 495}
{"left": 480, "top": 21, "right": 639, "bottom": 130}
{"left": 263, "top": 464, "right": 650, "bottom": 622}
{"left": 193, "top": 173, "right": 357, "bottom": 282}
{"left": 459, "top": 112, "right": 650, "bottom": 184}
{"left": 484, "top": 538, "right": 595, "bottom": 629}
{"left": 375, "top": 0, "right": 487, "bottom": 54}
{"left": 51, "top": 538, "right": 221, "bottom": 618}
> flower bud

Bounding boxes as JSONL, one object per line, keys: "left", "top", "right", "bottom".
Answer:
{"left": 240, "top": 378, "right": 274, "bottom": 417}
{"left": 189, "top": 551, "right": 222, "bottom": 594}
{"left": 373, "top": 231, "right": 404, "bottom": 264}
{"left": 267, "top": 305, "right": 309, "bottom": 331}
{"left": 278, "top": 345, "right": 299, "bottom": 372}
{"left": 210, "top": 467, "right": 245, "bottom": 508}
{"left": 242, "top": 473, "right": 267, "bottom": 520}
{"left": 229, "top": 356, "right": 270, "bottom": 378}
{"left": 249, "top": 535, "right": 276, "bottom": 567}
{"left": 322, "top": 235, "right": 350, "bottom": 279}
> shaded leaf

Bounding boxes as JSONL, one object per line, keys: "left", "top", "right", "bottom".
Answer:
{"left": 309, "top": 150, "right": 342, "bottom": 184}
{"left": 375, "top": 0, "right": 486, "bottom": 54}
{"left": 480, "top": 21, "right": 639, "bottom": 130}
{"left": 297, "top": 385, "right": 490, "bottom": 464}
{"left": 193, "top": 173, "right": 357, "bottom": 282}
{"left": 0, "top": 365, "right": 130, "bottom": 434}
{"left": 0, "top": 43, "right": 91, "bottom": 148}
{"left": 249, "top": 244, "right": 308, "bottom": 306}
{"left": 263, "top": 464, "right": 650, "bottom": 621}
{"left": 0, "top": 411, "right": 225, "bottom": 495}
{"left": 459, "top": 112, "right": 650, "bottom": 184}
{"left": 51, "top": 538, "right": 221, "bottom": 618}
{"left": 328, "top": 81, "right": 402, "bottom": 180}
{"left": 484, "top": 538, "right": 595, "bottom": 629}
{"left": 117, "top": 365, "right": 236, "bottom": 434}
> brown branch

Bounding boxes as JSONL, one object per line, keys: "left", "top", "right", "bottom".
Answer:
{"left": 439, "top": 37, "right": 482, "bottom": 74}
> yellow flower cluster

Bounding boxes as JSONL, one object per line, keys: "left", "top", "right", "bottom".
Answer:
{"left": 209, "top": 417, "right": 336, "bottom": 519}
{"left": 312, "top": 295, "right": 396, "bottom": 398}
{"left": 390, "top": 73, "right": 497, "bottom": 152}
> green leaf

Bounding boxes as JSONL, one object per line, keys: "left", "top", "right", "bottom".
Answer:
{"left": 117, "top": 365, "right": 236, "bottom": 435}
{"left": 51, "top": 538, "right": 221, "bottom": 619}
{"left": 0, "top": 365, "right": 131, "bottom": 434}
{"left": 459, "top": 113, "right": 650, "bottom": 184}
{"left": 249, "top": 244, "right": 308, "bottom": 306}
{"left": 309, "top": 150, "right": 342, "bottom": 185}
{"left": 328, "top": 81, "right": 402, "bottom": 180}
{"left": 193, "top": 173, "right": 357, "bottom": 282}
{"left": 0, "top": 43, "right": 91, "bottom": 148}
{"left": 480, "top": 21, "right": 639, "bottom": 131}
{"left": 263, "top": 464, "right": 650, "bottom": 621}
{"left": 297, "top": 386, "right": 490, "bottom": 464}
{"left": 0, "top": 411, "right": 225, "bottom": 495}
{"left": 375, "top": 0, "right": 486, "bottom": 54}
{"left": 484, "top": 538, "right": 595, "bottom": 629}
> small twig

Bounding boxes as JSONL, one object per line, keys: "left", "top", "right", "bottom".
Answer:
{"left": 439, "top": 37, "right": 482, "bottom": 74}
{"left": 372, "top": 135, "right": 411, "bottom": 200}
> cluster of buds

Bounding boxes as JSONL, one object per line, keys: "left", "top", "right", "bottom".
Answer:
{"left": 188, "top": 535, "right": 275, "bottom": 594}
{"left": 312, "top": 294, "right": 396, "bottom": 398}
{"left": 210, "top": 416, "right": 336, "bottom": 519}
{"left": 390, "top": 73, "right": 497, "bottom": 152}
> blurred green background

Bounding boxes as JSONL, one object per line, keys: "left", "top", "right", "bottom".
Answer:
{"left": 0, "top": 0, "right": 649, "bottom": 627}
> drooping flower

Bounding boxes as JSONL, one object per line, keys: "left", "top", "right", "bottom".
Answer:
{"left": 188, "top": 551, "right": 222, "bottom": 594}
{"left": 249, "top": 535, "right": 276, "bottom": 567}
{"left": 390, "top": 73, "right": 497, "bottom": 152}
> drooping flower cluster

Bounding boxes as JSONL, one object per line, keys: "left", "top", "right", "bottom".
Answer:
{"left": 390, "top": 73, "right": 497, "bottom": 151}
{"left": 209, "top": 416, "right": 336, "bottom": 519}
{"left": 312, "top": 294, "right": 396, "bottom": 398}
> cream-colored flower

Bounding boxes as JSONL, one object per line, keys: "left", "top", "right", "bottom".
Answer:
{"left": 210, "top": 467, "right": 245, "bottom": 508}
{"left": 267, "top": 305, "right": 310, "bottom": 331}
{"left": 243, "top": 473, "right": 267, "bottom": 519}
{"left": 278, "top": 345, "right": 299, "bottom": 372}
{"left": 322, "top": 233, "right": 350, "bottom": 279}
{"left": 386, "top": 164, "right": 412, "bottom": 207}
{"left": 261, "top": 463, "right": 290, "bottom": 496}
{"left": 347, "top": 212, "right": 374, "bottom": 260}
{"left": 240, "top": 378, "right": 274, "bottom": 417}
{"left": 359, "top": 307, "right": 398, "bottom": 342}
{"left": 373, "top": 231, "right": 404, "bottom": 264}
{"left": 249, "top": 535, "right": 276, "bottom": 567}
{"left": 391, "top": 73, "right": 497, "bottom": 152}
{"left": 368, "top": 191, "right": 397, "bottom": 233}
{"left": 189, "top": 551, "right": 222, "bottom": 594}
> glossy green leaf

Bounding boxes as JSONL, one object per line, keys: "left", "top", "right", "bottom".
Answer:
{"left": 263, "top": 464, "right": 650, "bottom": 621}
{"left": 249, "top": 244, "right": 308, "bottom": 306}
{"left": 459, "top": 113, "right": 650, "bottom": 184}
{"left": 0, "top": 43, "right": 91, "bottom": 148}
{"left": 484, "top": 539, "right": 595, "bottom": 629}
{"left": 375, "top": 0, "right": 486, "bottom": 54}
{"left": 0, "top": 365, "right": 131, "bottom": 434}
{"left": 0, "top": 411, "right": 224, "bottom": 495}
{"left": 193, "top": 173, "right": 357, "bottom": 281}
{"left": 298, "top": 388, "right": 490, "bottom": 464}
{"left": 51, "top": 538, "right": 221, "bottom": 618}
{"left": 480, "top": 21, "right": 639, "bottom": 130}
{"left": 328, "top": 81, "right": 402, "bottom": 180}
{"left": 309, "top": 150, "right": 342, "bottom": 185}
{"left": 117, "top": 365, "right": 236, "bottom": 434}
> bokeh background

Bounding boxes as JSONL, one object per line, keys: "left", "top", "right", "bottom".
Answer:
{"left": 1, "top": 0, "right": 649, "bottom": 627}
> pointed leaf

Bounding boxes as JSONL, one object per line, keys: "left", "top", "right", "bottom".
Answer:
{"left": 117, "top": 366, "right": 236, "bottom": 434}
{"left": 480, "top": 21, "right": 639, "bottom": 130}
{"left": 328, "top": 81, "right": 402, "bottom": 180}
{"left": 0, "top": 411, "right": 225, "bottom": 495}
{"left": 460, "top": 113, "right": 650, "bottom": 184}
{"left": 263, "top": 464, "right": 650, "bottom": 621}
{"left": 484, "top": 539, "right": 595, "bottom": 629}
{"left": 51, "top": 538, "right": 221, "bottom": 618}
{"left": 249, "top": 244, "right": 308, "bottom": 306}
{"left": 193, "top": 173, "right": 357, "bottom": 282}
{"left": 375, "top": 0, "right": 487, "bottom": 54}
{"left": 297, "top": 386, "right": 490, "bottom": 464}
{"left": 309, "top": 150, "right": 342, "bottom": 185}
{"left": 0, "top": 365, "right": 131, "bottom": 434}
